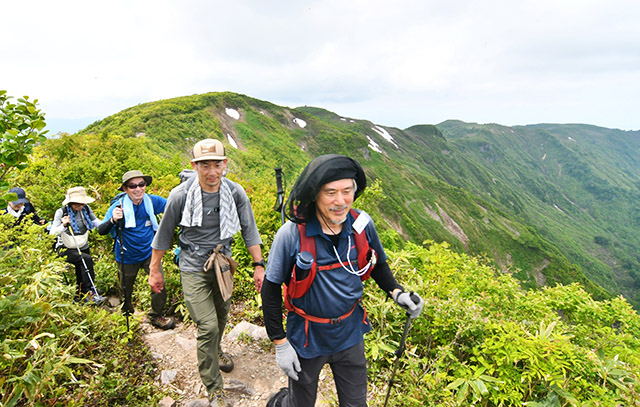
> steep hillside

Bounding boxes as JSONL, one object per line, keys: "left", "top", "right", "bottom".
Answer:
{"left": 53, "top": 91, "right": 638, "bottom": 306}
{"left": 438, "top": 120, "right": 640, "bottom": 305}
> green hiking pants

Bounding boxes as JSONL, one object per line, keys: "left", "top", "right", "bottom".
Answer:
{"left": 181, "top": 270, "right": 231, "bottom": 393}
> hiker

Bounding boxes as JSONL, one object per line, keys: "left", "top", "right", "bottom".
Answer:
{"left": 149, "top": 138, "right": 265, "bottom": 406}
{"left": 261, "top": 154, "right": 424, "bottom": 407}
{"left": 50, "top": 186, "right": 104, "bottom": 303}
{"left": 3, "top": 187, "right": 46, "bottom": 226}
{"left": 97, "top": 170, "right": 175, "bottom": 330}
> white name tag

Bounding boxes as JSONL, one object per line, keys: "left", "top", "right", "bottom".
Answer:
{"left": 352, "top": 211, "right": 371, "bottom": 234}
{"left": 145, "top": 220, "right": 151, "bottom": 227}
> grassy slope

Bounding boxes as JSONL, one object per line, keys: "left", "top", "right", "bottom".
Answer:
{"left": 74, "top": 92, "right": 638, "bottom": 307}
{"left": 438, "top": 121, "right": 640, "bottom": 305}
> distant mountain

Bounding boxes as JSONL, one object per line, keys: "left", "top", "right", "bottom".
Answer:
{"left": 77, "top": 92, "right": 640, "bottom": 307}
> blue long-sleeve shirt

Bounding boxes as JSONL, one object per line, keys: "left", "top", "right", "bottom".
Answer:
{"left": 101, "top": 194, "right": 166, "bottom": 264}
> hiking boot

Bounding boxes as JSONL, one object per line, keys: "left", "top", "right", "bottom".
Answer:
{"left": 266, "top": 387, "right": 288, "bottom": 407}
{"left": 90, "top": 293, "right": 107, "bottom": 305}
{"left": 80, "top": 292, "right": 106, "bottom": 306}
{"left": 149, "top": 315, "right": 176, "bottom": 330}
{"left": 208, "top": 389, "right": 227, "bottom": 407}
{"left": 218, "top": 351, "right": 234, "bottom": 373}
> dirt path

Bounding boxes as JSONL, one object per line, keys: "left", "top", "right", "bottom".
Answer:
{"left": 141, "top": 313, "right": 337, "bottom": 406}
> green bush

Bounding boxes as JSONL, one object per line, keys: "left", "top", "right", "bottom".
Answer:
{"left": 364, "top": 241, "right": 640, "bottom": 406}
{"left": 0, "top": 217, "right": 163, "bottom": 406}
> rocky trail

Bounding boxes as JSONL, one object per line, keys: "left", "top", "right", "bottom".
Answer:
{"left": 140, "top": 306, "right": 337, "bottom": 407}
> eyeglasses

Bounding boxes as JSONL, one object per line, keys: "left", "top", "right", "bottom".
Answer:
{"left": 126, "top": 181, "right": 146, "bottom": 189}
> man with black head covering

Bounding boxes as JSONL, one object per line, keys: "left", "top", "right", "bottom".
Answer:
{"left": 262, "top": 154, "right": 424, "bottom": 407}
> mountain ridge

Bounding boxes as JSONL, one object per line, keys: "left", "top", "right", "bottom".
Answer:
{"left": 46, "top": 91, "right": 640, "bottom": 307}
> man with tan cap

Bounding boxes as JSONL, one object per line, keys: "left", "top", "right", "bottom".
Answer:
{"left": 98, "top": 170, "right": 174, "bottom": 330}
{"left": 150, "top": 138, "right": 265, "bottom": 406}
{"left": 50, "top": 186, "right": 103, "bottom": 303}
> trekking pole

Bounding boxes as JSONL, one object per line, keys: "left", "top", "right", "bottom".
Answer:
{"left": 383, "top": 292, "right": 420, "bottom": 407}
{"left": 273, "top": 167, "right": 285, "bottom": 225}
{"left": 65, "top": 224, "right": 101, "bottom": 300}
{"left": 115, "top": 203, "right": 130, "bottom": 332}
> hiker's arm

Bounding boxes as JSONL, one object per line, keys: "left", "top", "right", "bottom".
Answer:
{"left": 264, "top": 278, "right": 301, "bottom": 380}
{"left": 149, "top": 248, "right": 166, "bottom": 293}
{"left": 86, "top": 206, "right": 102, "bottom": 229}
{"left": 235, "top": 183, "right": 263, "bottom": 248}
{"left": 49, "top": 209, "right": 67, "bottom": 235}
{"left": 372, "top": 259, "right": 424, "bottom": 318}
{"left": 97, "top": 205, "right": 121, "bottom": 235}
{"left": 370, "top": 261, "right": 404, "bottom": 299}
{"left": 247, "top": 244, "right": 265, "bottom": 293}
{"left": 97, "top": 205, "right": 115, "bottom": 235}
{"left": 28, "top": 205, "right": 45, "bottom": 225}
{"left": 261, "top": 279, "right": 286, "bottom": 341}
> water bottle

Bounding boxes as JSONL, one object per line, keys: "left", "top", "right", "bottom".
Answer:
{"left": 295, "top": 251, "right": 314, "bottom": 281}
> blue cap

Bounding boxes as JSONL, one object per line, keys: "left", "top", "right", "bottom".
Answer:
{"left": 8, "top": 187, "right": 28, "bottom": 205}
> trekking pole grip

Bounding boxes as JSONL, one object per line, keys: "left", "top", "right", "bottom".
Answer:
{"left": 274, "top": 167, "right": 286, "bottom": 224}
{"left": 274, "top": 167, "right": 284, "bottom": 195}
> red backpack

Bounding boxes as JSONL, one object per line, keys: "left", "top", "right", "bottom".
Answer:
{"left": 284, "top": 209, "right": 376, "bottom": 346}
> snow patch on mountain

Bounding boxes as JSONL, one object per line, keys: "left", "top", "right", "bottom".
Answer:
{"left": 367, "top": 136, "right": 383, "bottom": 153}
{"left": 225, "top": 108, "right": 240, "bottom": 120}
{"left": 372, "top": 125, "right": 398, "bottom": 148}
{"left": 293, "top": 118, "right": 306, "bottom": 128}
{"left": 227, "top": 133, "right": 238, "bottom": 149}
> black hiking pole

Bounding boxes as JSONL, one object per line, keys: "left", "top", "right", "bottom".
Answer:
{"left": 383, "top": 292, "right": 420, "bottom": 407}
{"left": 273, "top": 167, "right": 285, "bottom": 225}
{"left": 65, "top": 224, "right": 102, "bottom": 302}
{"left": 115, "top": 203, "right": 130, "bottom": 333}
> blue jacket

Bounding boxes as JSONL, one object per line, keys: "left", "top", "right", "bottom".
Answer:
{"left": 101, "top": 194, "right": 167, "bottom": 264}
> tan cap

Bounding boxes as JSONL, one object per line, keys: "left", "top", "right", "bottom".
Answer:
{"left": 62, "top": 187, "right": 96, "bottom": 205}
{"left": 119, "top": 170, "right": 153, "bottom": 191}
{"left": 192, "top": 139, "right": 226, "bottom": 162}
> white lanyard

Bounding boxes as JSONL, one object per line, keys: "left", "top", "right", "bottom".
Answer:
{"left": 332, "top": 235, "right": 374, "bottom": 277}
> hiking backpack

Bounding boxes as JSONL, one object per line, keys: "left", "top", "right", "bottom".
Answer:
{"left": 283, "top": 209, "right": 377, "bottom": 346}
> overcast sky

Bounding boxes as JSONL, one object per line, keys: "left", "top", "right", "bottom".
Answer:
{"left": 3, "top": 0, "right": 640, "bottom": 135}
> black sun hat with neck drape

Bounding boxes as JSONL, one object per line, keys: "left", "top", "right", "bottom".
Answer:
{"left": 285, "top": 154, "right": 367, "bottom": 224}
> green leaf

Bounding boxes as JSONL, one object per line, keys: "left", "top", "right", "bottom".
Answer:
{"left": 446, "top": 378, "right": 466, "bottom": 390}
{"left": 66, "top": 356, "right": 97, "bottom": 365}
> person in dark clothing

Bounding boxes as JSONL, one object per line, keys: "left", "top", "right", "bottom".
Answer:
{"left": 262, "top": 154, "right": 424, "bottom": 407}
{"left": 50, "top": 186, "right": 104, "bottom": 304}
{"left": 3, "top": 187, "right": 46, "bottom": 226}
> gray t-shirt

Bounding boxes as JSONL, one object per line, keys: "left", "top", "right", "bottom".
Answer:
{"left": 151, "top": 177, "right": 262, "bottom": 272}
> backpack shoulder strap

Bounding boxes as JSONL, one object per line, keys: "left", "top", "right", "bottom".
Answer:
{"left": 350, "top": 209, "right": 374, "bottom": 281}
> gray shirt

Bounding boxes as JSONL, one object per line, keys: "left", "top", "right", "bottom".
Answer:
{"left": 151, "top": 177, "right": 262, "bottom": 272}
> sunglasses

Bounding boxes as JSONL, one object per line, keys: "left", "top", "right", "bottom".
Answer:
{"left": 126, "top": 181, "right": 146, "bottom": 189}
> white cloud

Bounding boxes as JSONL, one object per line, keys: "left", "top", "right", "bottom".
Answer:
{"left": 2, "top": 0, "right": 639, "bottom": 134}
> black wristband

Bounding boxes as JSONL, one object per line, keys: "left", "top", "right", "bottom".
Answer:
{"left": 251, "top": 260, "right": 266, "bottom": 268}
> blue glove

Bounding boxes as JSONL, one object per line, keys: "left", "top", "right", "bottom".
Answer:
{"left": 393, "top": 291, "right": 424, "bottom": 319}
{"left": 275, "top": 341, "right": 302, "bottom": 381}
